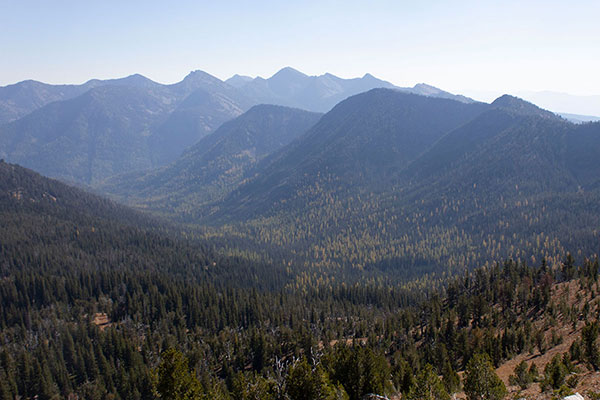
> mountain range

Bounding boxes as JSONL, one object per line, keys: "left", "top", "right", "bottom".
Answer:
{"left": 0, "top": 71, "right": 252, "bottom": 184}
{"left": 0, "top": 68, "right": 472, "bottom": 185}
{"left": 0, "top": 74, "right": 158, "bottom": 124}
{"left": 226, "top": 67, "right": 474, "bottom": 112}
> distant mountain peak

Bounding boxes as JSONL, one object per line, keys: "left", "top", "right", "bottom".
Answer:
{"left": 228, "top": 74, "right": 252, "bottom": 80}
{"left": 174, "top": 70, "right": 227, "bottom": 94}
{"left": 225, "top": 74, "right": 254, "bottom": 88}
{"left": 118, "top": 73, "right": 155, "bottom": 86}
{"left": 181, "top": 70, "right": 224, "bottom": 87}
{"left": 270, "top": 67, "right": 308, "bottom": 80}
{"left": 491, "top": 94, "right": 558, "bottom": 119}
{"left": 125, "top": 73, "right": 146, "bottom": 79}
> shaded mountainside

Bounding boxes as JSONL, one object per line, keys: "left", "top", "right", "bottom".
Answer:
{"left": 0, "top": 85, "right": 176, "bottom": 185}
{"left": 565, "top": 121, "right": 600, "bottom": 189}
{"left": 491, "top": 94, "right": 561, "bottom": 119}
{"left": 100, "top": 105, "right": 322, "bottom": 215}
{"left": 0, "top": 159, "right": 148, "bottom": 225}
{"left": 148, "top": 86, "right": 251, "bottom": 166}
{"left": 0, "top": 160, "right": 289, "bottom": 287}
{"left": 404, "top": 109, "right": 572, "bottom": 194}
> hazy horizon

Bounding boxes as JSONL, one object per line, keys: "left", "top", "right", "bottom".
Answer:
{"left": 2, "top": 1, "right": 599, "bottom": 98}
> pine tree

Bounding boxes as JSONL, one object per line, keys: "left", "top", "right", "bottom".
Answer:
{"left": 463, "top": 353, "right": 507, "bottom": 400}
{"left": 286, "top": 357, "right": 345, "bottom": 400}
{"left": 509, "top": 360, "right": 532, "bottom": 390}
{"left": 582, "top": 321, "right": 600, "bottom": 370}
{"left": 406, "top": 364, "right": 449, "bottom": 400}
{"left": 155, "top": 349, "right": 203, "bottom": 400}
{"left": 442, "top": 360, "right": 460, "bottom": 395}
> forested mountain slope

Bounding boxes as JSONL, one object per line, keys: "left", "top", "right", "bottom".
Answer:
{"left": 100, "top": 105, "right": 322, "bottom": 216}
{"left": 213, "top": 89, "right": 488, "bottom": 220}
{"left": 0, "top": 160, "right": 290, "bottom": 287}
{"left": 182, "top": 94, "right": 600, "bottom": 284}
{"left": 3, "top": 189, "right": 600, "bottom": 400}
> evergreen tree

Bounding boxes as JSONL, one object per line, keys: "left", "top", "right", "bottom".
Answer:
{"left": 509, "top": 360, "right": 532, "bottom": 390}
{"left": 442, "top": 360, "right": 460, "bottom": 395}
{"left": 463, "top": 353, "right": 507, "bottom": 400}
{"left": 286, "top": 357, "right": 345, "bottom": 400}
{"left": 582, "top": 321, "right": 600, "bottom": 370}
{"left": 542, "top": 354, "right": 568, "bottom": 391}
{"left": 155, "top": 349, "right": 203, "bottom": 400}
{"left": 406, "top": 364, "right": 449, "bottom": 400}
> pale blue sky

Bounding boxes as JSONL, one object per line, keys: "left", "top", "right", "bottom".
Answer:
{"left": 1, "top": 0, "right": 599, "bottom": 99}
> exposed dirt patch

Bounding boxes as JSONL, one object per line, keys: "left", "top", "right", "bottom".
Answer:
{"left": 92, "top": 312, "right": 112, "bottom": 331}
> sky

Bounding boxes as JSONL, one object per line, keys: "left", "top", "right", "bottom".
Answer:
{"left": 1, "top": 0, "right": 600, "bottom": 108}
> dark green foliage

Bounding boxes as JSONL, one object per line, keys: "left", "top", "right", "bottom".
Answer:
{"left": 442, "top": 360, "right": 461, "bottom": 394}
{"left": 324, "top": 345, "right": 390, "bottom": 400}
{"left": 286, "top": 357, "right": 344, "bottom": 400}
{"left": 509, "top": 360, "right": 534, "bottom": 389}
{"left": 463, "top": 353, "right": 507, "bottom": 400}
{"left": 231, "top": 372, "right": 278, "bottom": 400}
{"left": 541, "top": 354, "right": 569, "bottom": 390}
{"left": 582, "top": 321, "right": 600, "bottom": 370}
{"left": 156, "top": 349, "right": 203, "bottom": 400}
{"left": 542, "top": 354, "right": 569, "bottom": 391}
{"left": 3, "top": 157, "right": 600, "bottom": 399}
{"left": 528, "top": 362, "right": 539, "bottom": 382}
{"left": 406, "top": 364, "right": 449, "bottom": 400}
